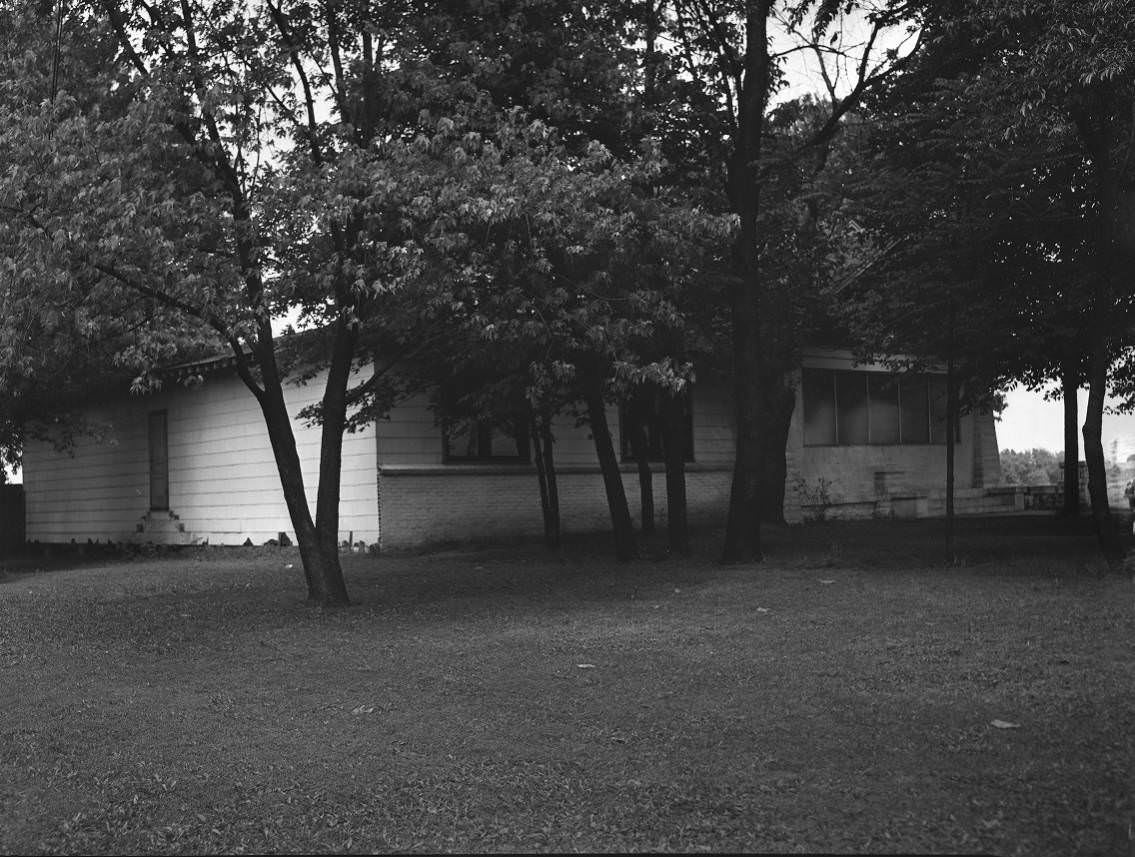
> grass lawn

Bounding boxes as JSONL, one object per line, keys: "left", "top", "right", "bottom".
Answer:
{"left": 1, "top": 516, "right": 1132, "bottom": 855}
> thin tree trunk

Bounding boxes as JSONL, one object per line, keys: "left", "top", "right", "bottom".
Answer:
{"left": 584, "top": 378, "right": 637, "bottom": 561}
{"left": 1082, "top": 339, "right": 1120, "bottom": 559}
{"left": 1071, "top": 107, "right": 1130, "bottom": 563}
{"left": 628, "top": 392, "right": 655, "bottom": 534}
{"left": 311, "top": 321, "right": 357, "bottom": 603}
{"left": 663, "top": 389, "right": 690, "bottom": 555}
{"left": 945, "top": 355, "right": 958, "bottom": 562}
{"left": 1061, "top": 358, "right": 1080, "bottom": 517}
{"left": 531, "top": 406, "right": 561, "bottom": 550}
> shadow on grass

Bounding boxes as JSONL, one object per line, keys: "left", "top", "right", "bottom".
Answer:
{"left": 764, "top": 513, "right": 1133, "bottom": 571}
{"left": 2, "top": 514, "right": 1129, "bottom": 620}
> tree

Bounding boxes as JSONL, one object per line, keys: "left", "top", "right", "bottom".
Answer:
{"left": 0, "top": 1, "right": 212, "bottom": 469}
{"left": 409, "top": 125, "right": 730, "bottom": 560}
{"left": 1, "top": 1, "right": 624, "bottom": 604}
{"left": 824, "top": 15, "right": 1112, "bottom": 554}
{"left": 1000, "top": 449, "right": 1063, "bottom": 487}
{"left": 919, "top": 1, "right": 1135, "bottom": 558}
{"left": 650, "top": 1, "right": 923, "bottom": 561}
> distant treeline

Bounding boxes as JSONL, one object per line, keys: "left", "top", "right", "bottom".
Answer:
{"left": 1000, "top": 448, "right": 1131, "bottom": 486}
{"left": 1000, "top": 449, "right": 1065, "bottom": 486}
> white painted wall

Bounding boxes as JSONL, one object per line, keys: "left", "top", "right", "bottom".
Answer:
{"left": 24, "top": 366, "right": 378, "bottom": 546}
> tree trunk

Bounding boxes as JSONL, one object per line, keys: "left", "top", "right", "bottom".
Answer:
{"left": 627, "top": 392, "right": 655, "bottom": 534}
{"left": 759, "top": 380, "right": 795, "bottom": 523}
{"left": 1071, "top": 105, "right": 1132, "bottom": 563}
{"left": 721, "top": 3, "right": 771, "bottom": 564}
{"left": 256, "top": 380, "right": 350, "bottom": 606}
{"left": 242, "top": 324, "right": 352, "bottom": 607}
{"left": 584, "top": 378, "right": 638, "bottom": 561}
{"left": 1082, "top": 340, "right": 1120, "bottom": 559}
{"left": 945, "top": 356, "right": 958, "bottom": 563}
{"left": 531, "top": 406, "right": 561, "bottom": 550}
{"left": 663, "top": 389, "right": 690, "bottom": 555}
{"left": 1061, "top": 358, "right": 1080, "bottom": 517}
{"left": 311, "top": 321, "right": 358, "bottom": 602}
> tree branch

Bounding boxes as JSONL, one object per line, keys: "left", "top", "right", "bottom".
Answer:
{"left": 264, "top": 0, "right": 325, "bottom": 165}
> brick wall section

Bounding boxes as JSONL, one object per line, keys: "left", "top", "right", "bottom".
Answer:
{"left": 376, "top": 464, "right": 733, "bottom": 550}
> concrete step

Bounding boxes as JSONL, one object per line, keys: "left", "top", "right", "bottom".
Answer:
{"left": 131, "top": 510, "right": 199, "bottom": 546}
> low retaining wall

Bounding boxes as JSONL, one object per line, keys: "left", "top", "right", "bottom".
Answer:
{"left": 800, "top": 485, "right": 1030, "bottom": 522}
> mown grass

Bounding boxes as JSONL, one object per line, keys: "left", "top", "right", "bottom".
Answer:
{"left": 1, "top": 516, "right": 1133, "bottom": 855}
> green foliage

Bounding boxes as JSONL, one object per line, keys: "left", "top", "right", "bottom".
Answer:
{"left": 999, "top": 448, "right": 1064, "bottom": 486}
{"left": 827, "top": 4, "right": 1131, "bottom": 413}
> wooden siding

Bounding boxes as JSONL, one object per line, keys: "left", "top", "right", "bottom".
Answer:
{"left": 24, "top": 368, "right": 378, "bottom": 545}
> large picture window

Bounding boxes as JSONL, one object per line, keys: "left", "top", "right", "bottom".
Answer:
{"left": 803, "top": 369, "right": 954, "bottom": 446}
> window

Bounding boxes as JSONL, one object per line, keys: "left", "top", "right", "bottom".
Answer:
{"left": 803, "top": 369, "right": 956, "bottom": 446}
{"left": 619, "top": 389, "right": 694, "bottom": 462}
{"left": 443, "top": 417, "right": 530, "bottom": 463}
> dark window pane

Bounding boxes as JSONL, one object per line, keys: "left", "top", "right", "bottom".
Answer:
{"left": 803, "top": 369, "right": 836, "bottom": 445}
{"left": 900, "top": 375, "right": 930, "bottom": 444}
{"left": 444, "top": 421, "right": 480, "bottom": 459}
{"left": 836, "top": 371, "right": 869, "bottom": 445}
{"left": 491, "top": 417, "right": 531, "bottom": 459}
{"left": 620, "top": 388, "right": 694, "bottom": 462}
{"left": 868, "top": 375, "right": 901, "bottom": 444}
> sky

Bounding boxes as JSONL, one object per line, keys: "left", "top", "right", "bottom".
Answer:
{"left": 997, "top": 386, "right": 1135, "bottom": 461}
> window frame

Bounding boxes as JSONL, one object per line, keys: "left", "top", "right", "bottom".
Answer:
{"left": 802, "top": 368, "right": 959, "bottom": 447}
{"left": 442, "top": 416, "right": 532, "bottom": 464}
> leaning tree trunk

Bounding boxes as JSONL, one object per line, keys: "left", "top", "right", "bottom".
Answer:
{"left": 531, "top": 406, "right": 561, "bottom": 550}
{"left": 662, "top": 389, "right": 690, "bottom": 555}
{"left": 583, "top": 377, "right": 638, "bottom": 561}
{"left": 1082, "top": 339, "right": 1120, "bottom": 559}
{"left": 240, "top": 320, "right": 353, "bottom": 607}
{"left": 255, "top": 374, "right": 350, "bottom": 607}
{"left": 1061, "top": 358, "right": 1081, "bottom": 517}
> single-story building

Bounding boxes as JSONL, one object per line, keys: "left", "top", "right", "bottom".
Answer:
{"left": 21, "top": 348, "right": 1003, "bottom": 549}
